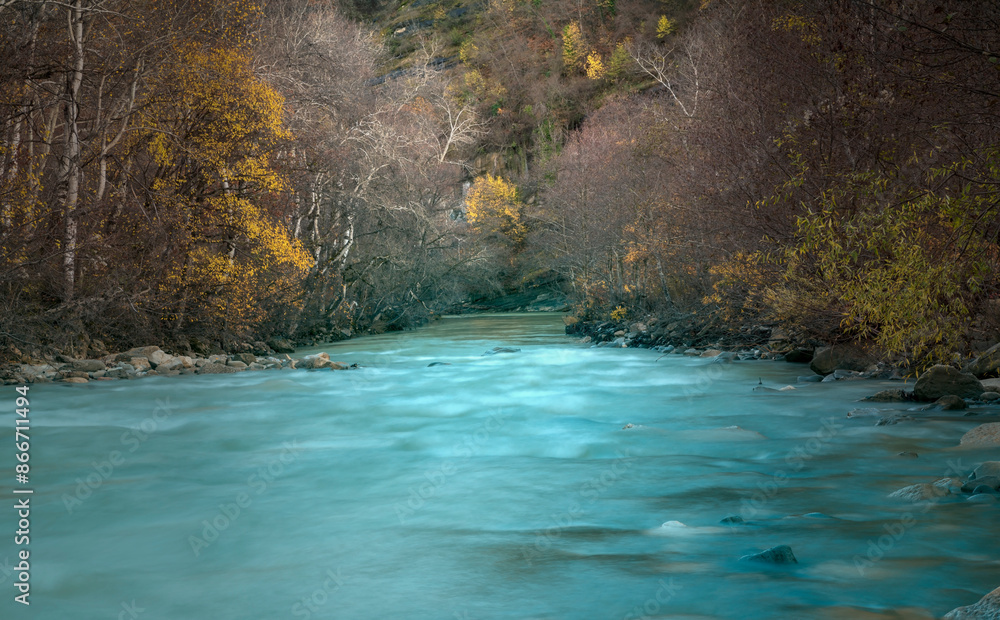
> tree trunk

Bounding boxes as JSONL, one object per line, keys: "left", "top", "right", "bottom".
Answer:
{"left": 57, "top": 0, "right": 86, "bottom": 302}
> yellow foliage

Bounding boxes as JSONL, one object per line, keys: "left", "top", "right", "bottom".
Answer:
{"left": 585, "top": 52, "right": 606, "bottom": 80}
{"left": 459, "top": 39, "right": 479, "bottom": 65}
{"left": 610, "top": 305, "right": 627, "bottom": 321}
{"left": 772, "top": 13, "right": 821, "bottom": 45}
{"left": 465, "top": 174, "right": 526, "bottom": 244}
{"left": 656, "top": 15, "right": 676, "bottom": 38}
{"left": 562, "top": 22, "right": 586, "bottom": 73}
{"left": 143, "top": 42, "right": 311, "bottom": 333}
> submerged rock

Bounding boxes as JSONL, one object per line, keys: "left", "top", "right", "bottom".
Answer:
{"left": 427, "top": 362, "right": 451, "bottom": 367}
{"left": 863, "top": 389, "right": 912, "bottom": 402}
{"left": 913, "top": 365, "right": 984, "bottom": 400}
{"left": 810, "top": 345, "right": 872, "bottom": 375}
{"left": 739, "top": 545, "right": 797, "bottom": 564}
{"left": 962, "top": 476, "right": 1000, "bottom": 493}
{"left": 876, "top": 414, "right": 914, "bottom": 426}
{"left": 967, "top": 494, "right": 998, "bottom": 504}
{"left": 720, "top": 515, "right": 745, "bottom": 525}
{"left": 483, "top": 346, "right": 521, "bottom": 356}
{"left": 888, "top": 483, "right": 949, "bottom": 502}
{"left": 944, "top": 585, "right": 1000, "bottom": 619}
{"left": 960, "top": 423, "right": 1000, "bottom": 448}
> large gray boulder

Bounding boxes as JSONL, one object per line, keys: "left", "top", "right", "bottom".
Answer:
{"left": 71, "top": 359, "right": 106, "bottom": 372}
{"left": 982, "top": 378, "right": 1000, "bottom": 391}
{"left": 118, "top": 346, "right": 162, "bottom": 362}
{"left": 961, "top": 423, "right": 1000, "bottom": 448}
{"left": 888, "top": 482, "right": 950, "bottom": 502}
{"left": 964, "top": 342, "right": 1000, "bottom": 379}
{"left": 232, "top": 352, "right": 257, "bottom": 366}
{"left": 944, "top": 585, "right": 1000, "bottom": 619}
{"left": 913, "top": 365, "right": 984, "bottom": 400}
{"left": 147, "top": 349, "right": 172, "bottom": 368}
{"left": 809, "top": 345, "right": 872, "bottom": 376}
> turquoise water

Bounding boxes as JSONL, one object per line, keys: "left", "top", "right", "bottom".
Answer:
{"left": 2, "top": 313, "right": 998, "bottom": 619}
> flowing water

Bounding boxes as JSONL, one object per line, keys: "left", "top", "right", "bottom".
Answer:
{"left": 3, "top": 313, "right": 999, "bottom": 619}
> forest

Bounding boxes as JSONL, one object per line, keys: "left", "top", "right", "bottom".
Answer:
{"left": 1, "top": 0, "right": 998, "bottom": 369}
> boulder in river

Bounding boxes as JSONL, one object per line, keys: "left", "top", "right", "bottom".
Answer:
{"left": 784, "top": 348, "right": 814, "bottom": 364}
{"left": 944, "top": 585, "right": 1000, "bottom": 619}
{"left": 936, "top": 395, "right": 968, "bottom": 410}
{"left": 862, "top": 389, "right": 912, "bottom": 402}
{"left": 887, "top": 482, "right": 949, "bottom": 502}
{"left": 739, "top": 545, "right": 797, "bottom": 564}
{"left": 913, "top": 365, "right": 984, "bottom": 400}
{"left": 809, "top": 345, "right": 872, "bottom": 376}
{"left": 960, "top": 423, "right": 1000, "bottom": 448}
{"left": 982, "top": 377, "right": 1000, "bottom": 391}
{"left": 962, "top": 476, "right": 1000, "bottom": 493}
{"left": 971, "top": 462, "right": 1000, "bottom": 480}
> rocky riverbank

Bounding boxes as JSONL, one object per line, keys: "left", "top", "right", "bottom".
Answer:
{"left": 564, "top": 315, "right": 903, "bottom": 380}
{"left": 1, "top": 344, "right": 355, "bottom": 385}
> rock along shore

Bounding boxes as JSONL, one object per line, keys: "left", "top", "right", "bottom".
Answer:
{"left": 2, "top": 345, "right": 354, "bottom": 385}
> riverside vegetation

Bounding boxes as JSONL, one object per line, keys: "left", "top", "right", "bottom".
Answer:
{"left": 2, "top": 1, "right": 999, "bottom": 376}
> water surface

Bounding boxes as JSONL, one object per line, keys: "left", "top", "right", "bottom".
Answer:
{"left": 3, "top": 313, "right": 997, "bottom": 619}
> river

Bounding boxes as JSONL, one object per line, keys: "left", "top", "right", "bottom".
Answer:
{"left": 3, "top": 313, "right": 998, "bottom": 619}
